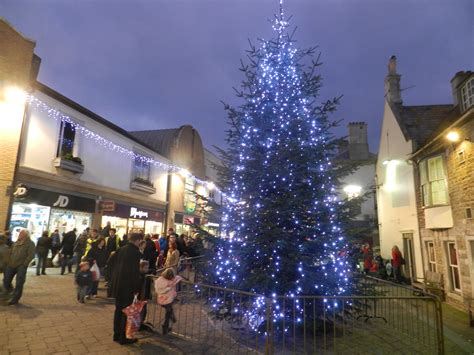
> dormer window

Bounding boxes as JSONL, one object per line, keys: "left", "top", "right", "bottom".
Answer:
{"left": 460, "top": 77, "right": 473, "bottom": 112}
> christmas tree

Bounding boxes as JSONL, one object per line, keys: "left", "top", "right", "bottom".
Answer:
{"left": 213, "top": 2, "right": 351, "bottom": 300}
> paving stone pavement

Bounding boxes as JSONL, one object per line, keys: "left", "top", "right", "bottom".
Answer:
{"left": 0, "top": 267, "right": 184, "bottom": 355}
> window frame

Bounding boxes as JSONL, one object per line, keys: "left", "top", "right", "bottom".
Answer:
{"left": 419, "top": 155, "right": 448, "bottom": 207}
{"left": 446, "top": 241, "right": 462, "bottom": 292}
{"left": 132, "top": 153, "right": 152, "bottom": 184}
{"left": 57, "top": 120, "right": 77, "bottom": 158}
{"left": 425, "top": 241, "right": 437, "bottom": 272}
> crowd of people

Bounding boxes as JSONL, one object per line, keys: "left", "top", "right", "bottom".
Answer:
{"left": 355, "top": 242, "right": 407, "bottom": 284}
{"left": 0, "top": 225, "right": 199, "bottom": 345}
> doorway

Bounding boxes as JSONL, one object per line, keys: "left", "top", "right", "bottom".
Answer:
{"left": 402, "top": 233, "right": 416, "bottom": 281}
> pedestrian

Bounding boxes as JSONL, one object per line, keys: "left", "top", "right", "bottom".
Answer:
{"left": 35, "top": 231, "right": 51, "bottom": 275}
{"left": 2, "top": 229, "right": 35, "bottom": 305}
{"left": 75, "top": 261, "right": 93, "bottom": 303}
{"left": 110, "top": 233, "right": 142, "bottom": 345}
{"left": 119, "top": 234, "right": 128, "bottom": 248}
{"left": 105, "top": 228, "right": 120, "bottom": 258}
{"left": 50, "top": 229, "right": 61, "bottom": 261}
{"left": 86, "top": 238, "right": 108, "bottom": 297}
{"left": 0, "top": 234, "right": 11, "bottom": 278}
{"left": 101, "top": 221, "right": 112, "bottom": 238}
{"left": 5, "top": 230, "right": 13, "bottom": 248}
{"left": 159, "top": 233, "right": 168, "bottom": 255}
{"left": 164, "top": 237, "right": 180, "bottom": 275}
{"left": 176, "top": 234, "right": 186, "bottom": 256}
{"left": 143, "top": 234, "right": 158, "bottom": 274}
{"left": 60, "top": 228, "right": 77, "bottom": 275}
{"left": 154, "top": 268, "right": 183, "bottom": 335}
{"left": 391, "top": 245, "right": 405, "bottom": 283}
{"left": 361, "top": 244, "right": 373, "bottom": 274}
{"left": 85, "top": 228, "right": 99, "bottom": 255}
{"left": 105, "top": 251, "right": 117, "bottom": 297}
{"left": 73, "top": 230, "right": 89, "bottom": 272}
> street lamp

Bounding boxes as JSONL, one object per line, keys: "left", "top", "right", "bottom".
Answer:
{"left": 446, "top": 130, "right": 460, "bottom": 142}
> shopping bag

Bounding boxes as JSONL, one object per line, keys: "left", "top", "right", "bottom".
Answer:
{"left": 52, "top": 253, "right": 61, "bottom": 267}
{"left": 90, "top": 263, "right": 101, "bottom": 282}
{"left": 123, "top": 295, "right": 147, "bottom": 339}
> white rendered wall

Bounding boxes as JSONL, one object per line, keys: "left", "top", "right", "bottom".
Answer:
{"left": 20, "top": 91, "right": 168, "bottom": 202}
{"left": 376, "top": 101, "right": 423, "bottom": 279}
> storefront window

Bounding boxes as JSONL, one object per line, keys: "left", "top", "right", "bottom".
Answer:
{"left": 10, "top": 202, "right": 50, "bottom": 243}
{"left": 128, "top": 219, "right": 145, "bottom": 233}
{"left": 102, "top": 216, "right": 128, "bottom": 237}
{"left": 49, "top": 209, "right": 92, "bottom": 236}
{"left": 145, "top": 221, "right": 163, "bottom": 235}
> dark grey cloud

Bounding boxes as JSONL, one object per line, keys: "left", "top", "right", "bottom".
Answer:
{"left": 1, "top": 0, "right": 472, "bottom": 153}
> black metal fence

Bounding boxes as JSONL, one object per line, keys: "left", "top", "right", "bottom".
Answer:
{"left": 145, "top": 275, "right": 444, "bottom": 354}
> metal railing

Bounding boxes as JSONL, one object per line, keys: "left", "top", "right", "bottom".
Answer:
{"left": 144, "top": 277, "right": 444, "bottom": 354}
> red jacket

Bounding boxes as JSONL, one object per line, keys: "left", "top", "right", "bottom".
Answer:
{"left": 392, "top": 250, "right": 403, "bottom": 267}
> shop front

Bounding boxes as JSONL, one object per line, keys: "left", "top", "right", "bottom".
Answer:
{"left": 10, "top": 185, "right": 96, "bottom": 243}
{"left": 174, "top": 213, "right": 201, "bottom": 236}
{"left": 101, "top": 202, "right": 165, "bottom": 237}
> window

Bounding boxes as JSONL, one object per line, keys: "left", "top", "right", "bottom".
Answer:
{"left": 133, "top": 155, "right": 151, "bottom": 182}
{"left": 57, "top": 121, "right": 76, "bottom": 157}
{"left": 419, "top": 156, "right": 448, "bottom": 206}
{"left": 426, "top": 241, "right": 437, "bottom": 272}
{"left": 460, "top": 77, "right": 473, "bottom": 112}
{"left": 457, "top": 150, "right": 466, "bottom": 164}
{"left": 446, "top": 242, "right": 461, "bottom": 291}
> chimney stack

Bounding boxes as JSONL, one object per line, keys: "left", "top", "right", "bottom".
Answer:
{"left": 348, "top": 122, "right": 369, "bottom": 160}
{"left": 450, "top": 71, "right": 472, "bottom": 108}
{"left": 384, "top": 55, "right": 402, "bottom": 105}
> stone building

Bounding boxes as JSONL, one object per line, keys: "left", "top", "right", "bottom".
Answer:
{"left": 411, "top": 71, "right": 473, "bottom": 309}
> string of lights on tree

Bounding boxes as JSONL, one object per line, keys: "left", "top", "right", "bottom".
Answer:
{"left": 210, "top": 0, "right": 351, "bottom": 328}
{"left": 26, "top": 95, "right": 220, "bottom": 194}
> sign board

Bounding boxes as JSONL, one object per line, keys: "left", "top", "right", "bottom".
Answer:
{"left": 100, "top": 200, "right": 116, "bottom": 212}
{"left": 14, "top": 185, "right": 96, "bottom": 212}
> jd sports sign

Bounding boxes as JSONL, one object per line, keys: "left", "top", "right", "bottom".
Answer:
{"left": 14, "top": 185, "right": 96, "bottom": 212}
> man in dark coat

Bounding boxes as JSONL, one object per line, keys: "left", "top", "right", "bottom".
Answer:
{"left": 110, "top": 233, "right": 142, "bottom": 345}
{"left": 105, "top": 228, "right": 120, "bottom": 258}
{"left": 35, "top": 231, "right": 51, "bottom": 275}
{"left": 60, "top": 228, "right": 77, "bottom": 275}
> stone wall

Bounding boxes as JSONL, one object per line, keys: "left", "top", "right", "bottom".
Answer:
{"left": 415, "top": 113, "right": 474, "bottom": 310}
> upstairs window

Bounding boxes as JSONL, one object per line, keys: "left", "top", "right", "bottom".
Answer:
{"left": 57, "top": 121, "right": 76, "bottom": 157}
{"left": 460, "top": 77, "right": 473, "bottom": 112}
{"left": 419, "top": 155, "right": 448, "bottom": 206}
{"left": 133, "top": 155, "right": 151, "bottom": 183}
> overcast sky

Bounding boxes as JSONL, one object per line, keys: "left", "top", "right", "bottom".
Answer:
{"left": 1, "top": 0, "right": 472, "bottom": 153}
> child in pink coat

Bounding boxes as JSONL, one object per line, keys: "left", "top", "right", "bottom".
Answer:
{"left": 154, "top": 268, "right": 183, "bottom": 334}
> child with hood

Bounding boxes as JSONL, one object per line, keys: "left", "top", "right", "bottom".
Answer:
{"left": 154, "top": 268, "right": 182, "bottom": 335}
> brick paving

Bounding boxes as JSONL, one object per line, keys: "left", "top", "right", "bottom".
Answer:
{"left": 0, "top": 267, "right": 182, "bottom": 355}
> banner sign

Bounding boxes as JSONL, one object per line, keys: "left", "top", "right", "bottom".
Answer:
{"left": 14, "top": 185, "right": 96, "bottom": 212}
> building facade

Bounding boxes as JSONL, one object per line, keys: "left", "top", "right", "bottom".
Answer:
{"left": 376, "top": 56, "right": 460, "bottom": 282}
{"left": 411, "top": 71, "right": 473, "bottom": 309}
{"left": 0, "top": 18, "right": 218, "bottom": 241}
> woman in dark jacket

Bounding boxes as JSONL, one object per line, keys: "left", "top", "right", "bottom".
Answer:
{"left": 35, "top": 231, "right": 51, "bottom": 276}
{"left": 86, "top": 238, "right": 108, "bottom": 297}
